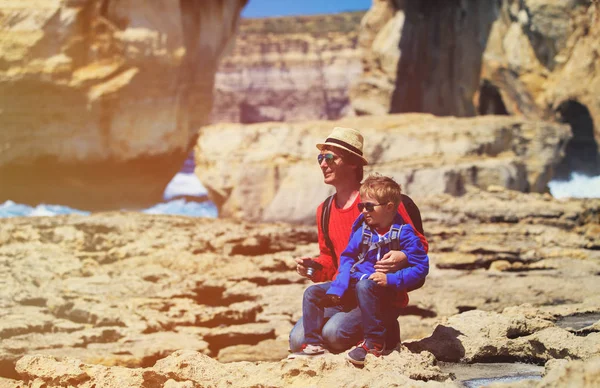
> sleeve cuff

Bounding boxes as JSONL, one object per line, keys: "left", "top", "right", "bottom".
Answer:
{"left": 386, "top": 273, "right": 399, "bottom": 289}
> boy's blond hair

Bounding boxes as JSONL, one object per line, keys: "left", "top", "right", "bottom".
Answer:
{"left": 360, "top": 173, "right": 402, "bottom": 208}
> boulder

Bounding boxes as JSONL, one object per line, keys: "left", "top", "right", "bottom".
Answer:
{"left": 0, "top": 0, "right": 247, "bottom": 210}
{"left": 195, "top": 114, "right": 570, "bottom": 222}
{"left": 406, "top": 309, "right": 600, "bottom": 363}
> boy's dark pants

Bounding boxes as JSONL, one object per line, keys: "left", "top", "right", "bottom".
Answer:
{"left": 302, "top": 279, "right": 401, "bottom": 348}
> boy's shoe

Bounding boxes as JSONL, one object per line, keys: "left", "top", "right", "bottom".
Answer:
{"left": 346, "top": 340, "right": 384, "bottom": 365}
{"left": 287, "top": 344, "right": 328, "bottom": 359}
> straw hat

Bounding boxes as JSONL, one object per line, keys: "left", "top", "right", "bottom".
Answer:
{"left": 316, "top": 127, "right": 368, "bottom": 165}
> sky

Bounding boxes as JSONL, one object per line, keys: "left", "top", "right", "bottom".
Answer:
{"left": 241, "top": 0, "right": 372, "bottom": 18}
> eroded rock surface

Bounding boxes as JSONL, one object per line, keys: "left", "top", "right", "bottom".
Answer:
{"left": 1, "top": 190, "right": 599, "bottom": 386}
{"left": 0, "top": 213, "right": 315, "bottom": 379}
{"left": 481, "top": 0, "right": 600, "bottom": 176}
{"left": 0, "top": 0, "right": 246, "bottom": 210}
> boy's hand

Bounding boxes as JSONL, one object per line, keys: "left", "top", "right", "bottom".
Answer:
{"left": 374, "top": 250, "right": 408, "bottom": 273}
{"left": 317, "top": 294, "right": 342, "bottom": 308}
{"left": 369, "top": 272, "right": 388, "bottom": 286}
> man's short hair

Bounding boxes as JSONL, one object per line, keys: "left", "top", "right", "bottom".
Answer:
{"left": 360, "top": 173, "right": 402, "bottom": 207}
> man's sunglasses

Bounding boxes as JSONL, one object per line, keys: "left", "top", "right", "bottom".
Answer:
{"left": 317, "top": 153, "right": 336, "bottom": 165}
{"left": 357, "top": 202, "right": 385, "bottom": 212}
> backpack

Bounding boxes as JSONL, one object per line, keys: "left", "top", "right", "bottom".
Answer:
{"left": 321, "top": 194, "right": 427, "bottom": 292}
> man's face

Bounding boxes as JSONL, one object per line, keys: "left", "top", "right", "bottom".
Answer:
{"left": 359, "top": 194, "right": 394, "bottom": 229}
{"left": 318, "top": 147, "right": 356, "bottom": 185}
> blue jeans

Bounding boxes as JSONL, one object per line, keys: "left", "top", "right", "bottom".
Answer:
{"left": 290, "top": 280, "right": 401, "bottom": 352}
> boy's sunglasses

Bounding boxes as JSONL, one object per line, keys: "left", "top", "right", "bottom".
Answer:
{"left": 317, "top": 153, "right": 336, "bottom": 165}
{"left": 357, "top": 202, "right": 384, "bottom": 212}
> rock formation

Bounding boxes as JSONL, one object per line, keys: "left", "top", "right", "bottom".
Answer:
{"left": 195, "top": 114, "right": 570, "bottom": 222}
{"left": 480, "top": 0, "right": 600, "bottom": 177}
{"left": 1, "top": 189, "right": 599, "bottom": 386}
{"left": 212, "top": 12, "right": 363, "bottom": 124}
{"left": 349, "top": 0, "right": 600, "bottom": 178}
{"left": 349, "top": 0, "right": 499, "bottom": 117}
{"left": 0, "top": 0, "right": 247, "bottom": 210}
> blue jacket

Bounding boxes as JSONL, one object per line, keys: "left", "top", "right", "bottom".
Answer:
{"left": 326, "top": 212, "right": 429, "bottom": 297}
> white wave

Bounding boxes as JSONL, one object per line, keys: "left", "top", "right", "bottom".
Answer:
{"left": 1, "top": 198, "right": 217, "bottom": 218}
{"left": 163, "top": 172, "right": 208, "bottom": 201}
{"left": 142, "top": 199, "right": 217, "bottom": 217}
{"left": 0, "top": 200, "right": 90, "bottom": 217}
{"left": 548, "top": 173, "right": 600, "bottom": 198}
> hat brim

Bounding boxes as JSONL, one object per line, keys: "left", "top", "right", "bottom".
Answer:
{"left": 316, "top": 142, "right": 369, "bottom": 165}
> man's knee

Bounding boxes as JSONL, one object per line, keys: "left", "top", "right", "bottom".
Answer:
{"left": 321, "top": 322, "right": 349, "bottom": 352}
{"left": 289, "top": 318, "right": 304, "bottom": 352}
{"left": 355, "top": 278, "right": 377, "bottom": 295}
{"left": 303, "top": 284, "right": 326, "bottom": 301}
{"left": 321, "top": 313, "right": 362, "bottom": 352}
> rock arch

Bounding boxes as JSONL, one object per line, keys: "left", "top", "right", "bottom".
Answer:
{"left": 477, "top": 79, "right": 508, "bottom": 116}
{"left": 553, "top": 100, "right": 599, "bottom": 180}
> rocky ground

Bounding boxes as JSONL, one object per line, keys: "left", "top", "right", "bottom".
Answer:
{"left": 1, "top": 187, "right": 599, "bottom": 387}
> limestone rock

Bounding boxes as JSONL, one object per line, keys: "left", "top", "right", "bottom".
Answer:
{"left": 349, "top": 0, "right": 600, "bottom": 177}
{"left": 195, "top": 114, "right": 570, "bottom": 222}
{"left": 14, "top": 349, "right": 454, "bottom": 388}
{"left": 216, "top": 338, "right": 289, "bottom": 363}
{"left": 407, "top": 308, "right": 600, "bottom": 363}
{"left": 350, "top": 0, "right": 500, "bottom": 117}
{"left": 0, "top": 0, "right": 247, "bottom": 210}
{"left": 1, "top": 192, "right": 599, "bottom": 384}
{"left": 213, "top": 12, "right": 363, "bottom": 123}
{"left": 480, "top": 0, "right": 600, "bottom": 174}
{"left": 532, "top": 357, "right": 600, "bottom": 388}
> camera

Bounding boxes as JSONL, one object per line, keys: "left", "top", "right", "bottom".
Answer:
{"left": 304, "top": 259, "right": 323, "bottom": 277}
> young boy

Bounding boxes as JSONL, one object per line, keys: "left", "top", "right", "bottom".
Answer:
{"left": 300, "top": 173, "right": 429, "bottom": 365}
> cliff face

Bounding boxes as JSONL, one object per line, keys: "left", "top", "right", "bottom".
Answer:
{"left": 0, "top": 0, "right": 246, "bottom": 210}
{"left": 211, "top": 13, "right": 363, "bottom": 123}
{"left": 480, "top": 0, "right": 600, "bottom": 177}
{"left": 349, "top": 0, "right": 499, "bottom": 117}
{"left": 349, "top": 0, "right": 600, "bottom": 177}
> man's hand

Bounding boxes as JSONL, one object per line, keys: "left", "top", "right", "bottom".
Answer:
{"left": 369, "top": 272, "right": 388, "bottom": 286}
{"left": 317, "top": 294, "right": 342, "bottom": 308}
{"left": 374, "top": 250, "right": 408, "bottom": 273}
{"left": 294, "top": 257, "right": 310, "bottom": 278}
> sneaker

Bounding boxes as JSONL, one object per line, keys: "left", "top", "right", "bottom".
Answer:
{"left": 287, "top": 344, "right": 328, "bottom": 359}
{"left": 302, "top": 344, "right": 327, "bottom": 355}
{"left": 346, "top": 340, "right": 384, "bottom": 365}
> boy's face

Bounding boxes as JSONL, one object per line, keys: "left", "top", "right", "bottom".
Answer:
{"left": 359, "top": 194, "right": 396, "bottom": 229}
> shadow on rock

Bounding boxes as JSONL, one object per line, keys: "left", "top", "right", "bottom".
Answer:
{"left": 406, "top": 325, "right": 465, "bottom": 362}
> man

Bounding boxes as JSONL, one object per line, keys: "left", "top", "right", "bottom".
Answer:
{"left": 288, "top": 127, "right": 427, "bottom": 355}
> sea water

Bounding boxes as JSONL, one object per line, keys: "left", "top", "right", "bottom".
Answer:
{"left": 0, "top": 150, "right": 217, "bottom": 218}
{"left": 547, "top": 172, "right": 600, "bottom": 198}
{"left": 1, "top": 170, "right": 598, "bottom": 219}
